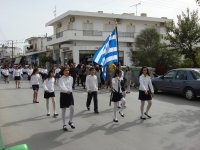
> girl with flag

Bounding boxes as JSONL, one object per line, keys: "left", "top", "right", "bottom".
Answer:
{"left": 110, "top": 69, "right": 126, "bottom": 122}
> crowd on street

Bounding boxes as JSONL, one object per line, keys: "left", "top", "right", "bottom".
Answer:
{"left": 0, "top": 63, "right": 154, "bottom": 131}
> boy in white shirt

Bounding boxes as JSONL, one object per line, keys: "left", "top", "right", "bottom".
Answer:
{"left": 86, "top": 67, "right": 99, "bottom": 114}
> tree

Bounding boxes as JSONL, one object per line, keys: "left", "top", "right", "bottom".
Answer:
{"left": 156, "top": 44, "right": 181, "bottom": 74}
{"left": 130, "top": 28, "right": 161, "bottom": 67}
{"left": 38, "top": 54, "right": 54, "bottom": 66}
{"left": 165, "top": 8, "right": 200, "bottom": 67}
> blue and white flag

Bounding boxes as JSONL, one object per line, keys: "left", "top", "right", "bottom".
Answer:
{"left": 93, "top": 28, "right": 118, "bottom": 80}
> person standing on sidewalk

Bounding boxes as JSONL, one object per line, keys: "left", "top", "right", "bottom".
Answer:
{"left": 110, "top": 70, "right": 126, "bottom": 122}
{"left": 31, "top": 68, "right": 41, "bottom": 103}
{"left": 138, "top": 66, "right": 154, "bottom": 120}
{"left": 13, "top": 65, "right": 22, "bottom": 88}
{"left": 85, "top": 67, "right": 99, "bottom": 114}
{"left": 59, "top": 67, "right": 75, "bottom": 131}
{"left": 43, "top": 70, "right": 58, "bottom": 117}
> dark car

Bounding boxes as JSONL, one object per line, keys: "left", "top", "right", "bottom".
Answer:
{"left": 152, "top": 68, "right": 200, "bottom": 100}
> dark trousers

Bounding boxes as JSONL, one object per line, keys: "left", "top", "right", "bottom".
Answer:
{"left": 72, "top": 76, "right": 76, "bottom": 89}
{"left": 86, "top": 91, "right": 98, "bottom": 111}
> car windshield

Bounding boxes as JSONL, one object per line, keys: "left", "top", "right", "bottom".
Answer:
{"left": 191, "top": 70, "right": 200, "bottom": 80}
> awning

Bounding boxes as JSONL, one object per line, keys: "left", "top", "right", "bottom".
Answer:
{"left": 14, "top": 57, "right": 22, "bottom": 64}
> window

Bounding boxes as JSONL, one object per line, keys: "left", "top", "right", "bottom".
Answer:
{"left": 83, "top": 23, "right": 93, "bottom": 30}
{"left": 67, "top": 22, "right": 73, "bottom": 30}
{"left": 104, "top": 24, "right": 115, "bottom": 32}
{"left": 191, "top": 70, "right": 200, "bottom": 80}
{"left": 126, "top": 24, "right": 135, "bottom": 32}
{"left": 175, "top": 71, "right": 187, "bottom": 80}
{"left": 164, "top": 70, "right": 176, "bottom": 79}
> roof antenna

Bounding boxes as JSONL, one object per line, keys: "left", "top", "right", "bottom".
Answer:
{"left": 53, "top": 5, "right": 56, "bottom": 17}
{"left": 130, "top": 2, "right": 141, "bottom": 16}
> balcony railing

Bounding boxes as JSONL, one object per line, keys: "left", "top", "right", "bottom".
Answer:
{"left": 46, "top": 30, "right": 135, "bottom": 44}
{"left": 118, "top": 32, "right": 134, "bottom": 38}
{"left": 83, "top": 30, "right": 102, "bottom": 36}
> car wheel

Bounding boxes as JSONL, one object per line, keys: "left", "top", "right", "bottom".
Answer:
{"left": 184, "top": 88, "right": 195, "bottom": 100}
{"left": 153, "top": 84, "right": 158, "bottom": 94}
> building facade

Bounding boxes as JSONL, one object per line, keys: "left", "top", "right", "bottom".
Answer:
{"left": 45, "top": 10, "right": 170, "bottom": 66}
{"left": 0, "top": 46, "right": 24, "bottom": 64}
{"left": 24, "top": 37, "right": 52, "bottom": 65}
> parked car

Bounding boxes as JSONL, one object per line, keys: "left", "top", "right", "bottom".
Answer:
{"left": 152, "top": 68, "right": 200, "bottom": 100}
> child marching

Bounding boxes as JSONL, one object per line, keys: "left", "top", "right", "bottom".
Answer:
{"left": 58, "top": 67, "right": 75, "bottom": 131}
{"left": 43, "top": 70, "right": 58, "bottom": 117}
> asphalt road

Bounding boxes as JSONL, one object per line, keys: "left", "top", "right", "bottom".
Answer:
{"left": 0, "top": 80, "right": 200, "bottom": 150}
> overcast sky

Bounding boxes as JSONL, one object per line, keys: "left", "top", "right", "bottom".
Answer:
{"left": 0, "top": 0, "right": 199, "bottom": 47}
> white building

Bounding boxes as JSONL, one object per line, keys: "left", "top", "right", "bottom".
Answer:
{"left": 24, "top": 37, "right": 52, "bottom": 65}
{"left": 45, "top": 10, "right": 170, "bottom": 66}
{"left": 0, "top": 46, "right": 24, "bottom": 64}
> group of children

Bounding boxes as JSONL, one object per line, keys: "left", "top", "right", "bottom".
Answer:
{"left": 0, "top": 63, "right": 154, "bottom": 131}
{"left": 27, "top": 64, "right": 154, "bottom": 131}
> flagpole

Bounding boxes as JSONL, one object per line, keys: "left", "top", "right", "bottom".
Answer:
{"left": 115, "top": 24, "right": 120, "bottom": 66}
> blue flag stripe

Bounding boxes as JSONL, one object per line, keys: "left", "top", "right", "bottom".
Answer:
{"left": 92, "top": 28, "right": 118, "bottom": 80}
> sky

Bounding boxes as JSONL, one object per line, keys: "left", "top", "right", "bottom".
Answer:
{"left": 0, "top": 0, "right": 199, "bottom": 48}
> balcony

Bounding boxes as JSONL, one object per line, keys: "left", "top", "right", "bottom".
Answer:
{"left": 46, "top": 29, "right": 135, "bottom": 46}
{"left": 83, "top": 30, "right": 102, "bottom": 36}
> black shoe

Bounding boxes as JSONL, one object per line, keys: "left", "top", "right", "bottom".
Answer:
{"left": 140, "top": 116, "right": 146, "bottom": 120}
{"left": 94, "top": 111, "right": 99, "bottom": 114}
{"left": 68, "top": 121, "right": 75, "bottom": 129}
{"left": 63, "top": 125, "right": 68, "bottom": 131}
{"left": 47, "top": 113, "right": 50, "bottom": 116}
{"left": 113, "top": 119, "right": 119, "bottom": 122}
{"left": 117, "top": 106, "right": 121, "bottom": 109}
{"left": 53, "top": 114, "right": 59, "bottom": 118}
{"left": 35, "top": 101, "right": 39, "bottom": 103}
{"left": 144, "top": 112, "right": 152, "bottom": 118}
{"left": 119, "top": 111, "right": 124, "bottom": 117}
{"left": 87, "top": 107, "right": 90, "bottom": 111}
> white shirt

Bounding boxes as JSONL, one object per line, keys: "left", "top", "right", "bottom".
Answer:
{"left": 2, "top": 69, "right": 9, "bottom": 76}
{"left": 86, "top": 75, "right": 98, "bottom": 92}
{"left": 43, "top": 69, "right": 48, "bottom": 74}
{"left": 139, "top": 74, "right": 154, "bottom": 93}
{"left": 59, "top": 75, "right": 73, "bottom": 93}
{"left": 31, "top": 74, "right": 41, "bottom": 85}
{"left": 112, "top": 77, "right": 122, "bottom": 93}
{"left": 13, "top": 69, "right": 22, "bottom": 77}
{"left": 43, "top": 77, "right": 55, "bottom": 92}
{"left": 27, "top": 68, "right": 33, "bottom": 76}
{"left": 55, "top": 68, "right": 61, "bottom": 74}
{"left": 22, "top": 68, "right": 28, "bottom": 73}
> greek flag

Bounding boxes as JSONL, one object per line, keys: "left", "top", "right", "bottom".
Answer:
{"left": 93, "top": 28, "right": 118, "bottom": 80}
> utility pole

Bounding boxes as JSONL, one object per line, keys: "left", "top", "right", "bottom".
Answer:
{"left": 11, "top": 40, "right": 14, "bottom": 65}
{"left": 130, "top": 2, "right": 141, "bottom": 16}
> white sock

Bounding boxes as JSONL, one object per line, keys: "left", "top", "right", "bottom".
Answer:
{"left": 113, "top": 102, "right": 118, "bottom": 120}
{"left": 62, "top": 108, "right": 66, "bottom": 126}
{"left": 52, "top": 98, "right": 56, "bottom": 114}
{"left": 69, "top": 105, "right": 74, "bottom": 123}
{"left": 46, "top": 99, "right": 50, "bottom": 114}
